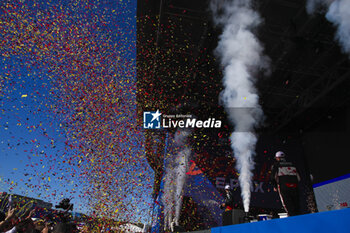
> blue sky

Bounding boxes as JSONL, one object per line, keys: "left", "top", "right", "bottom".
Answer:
{"left": 0, "top": 0, "right": 154, "bottom": 223}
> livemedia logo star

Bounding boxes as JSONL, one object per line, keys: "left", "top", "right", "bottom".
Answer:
{"left": 143, "top": 110, "right": 162, "bottom": 129}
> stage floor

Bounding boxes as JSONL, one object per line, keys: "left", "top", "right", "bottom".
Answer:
{"left": 196, "top": 208, "right": 350, "bottom": 233}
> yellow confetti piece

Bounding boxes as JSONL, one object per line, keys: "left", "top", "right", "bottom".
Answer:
{"left": 21, "top": 94, "right": 28, "bottom": 98}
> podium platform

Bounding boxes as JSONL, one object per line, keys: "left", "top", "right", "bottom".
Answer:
{"left": 211, "top": 208, "right": 350, "bottom": 233}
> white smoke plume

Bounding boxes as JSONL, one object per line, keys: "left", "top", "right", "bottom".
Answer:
{"left": 210, "top": 0, "right": 268, "bottom": 212}
{"left": 307, "top": 0, "right": 350, "bottom": 56}
{"left": 162, "top": 129, "right": 191, "bottom": 230}
{"left": 306, "top": 0, "right": 333, "bottom": 13}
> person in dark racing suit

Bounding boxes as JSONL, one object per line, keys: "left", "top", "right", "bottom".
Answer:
{"left": 220, "top": 185, "right": 235, "bottom": 225}
{"left": 271, "top": 151, "right": 301, "bottom": 216}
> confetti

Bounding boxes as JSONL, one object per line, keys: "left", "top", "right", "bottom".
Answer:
{"left": 0, "top": 0, "right": 152, "bottom": 227}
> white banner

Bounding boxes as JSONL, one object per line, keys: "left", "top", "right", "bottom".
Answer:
{"left": 313, "top": 174, "right": 350, "bottom": 212}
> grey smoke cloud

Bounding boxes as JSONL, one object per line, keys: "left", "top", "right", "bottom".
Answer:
{"left": 307, "top": 0, "right": 350, "bottom": 56}
{"left": 162, "top": 129, "right": 191, "bottom": 229}
{"left": 210, "top": 0, "right": 268, "bottom": 212}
